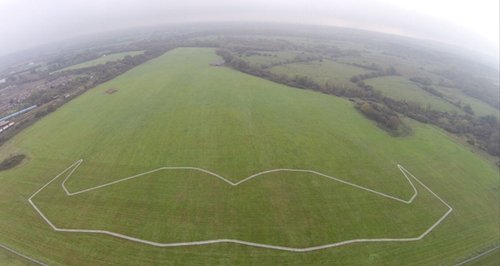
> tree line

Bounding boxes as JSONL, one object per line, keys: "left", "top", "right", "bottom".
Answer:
{"left": 216, "top": 48, "right": 500, "bottom": 158}
{"left": 0, "top": 42, "right": 180, "bottom": 147}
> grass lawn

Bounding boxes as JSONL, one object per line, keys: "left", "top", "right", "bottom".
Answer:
{"left": 0, "top": 247, "right": 31, "bottom": 266}
{"left": 239, "top": 50, "right": 298, "bottom": 67}
{"left": 55, "top": 50, "right": 144, "bottom": 72}
{"left": 436, "top": 85, "right": 500, "bottom": 118}
{"left": 466, "top": 248, "right": 500, "bottom": 266}
{"left": 269, "top": 60, "right": 368, "bottom": 89}
{"left": 365, "top": 76, "right": 463, "bottom": 113}
{"left": 0, "top": 48, "right": 498, "bottom": 265}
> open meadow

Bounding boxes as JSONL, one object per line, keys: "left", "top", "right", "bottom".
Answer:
{"left": 269, "top": 60, "right": 368, "bottom": 90}
{"left": 364, "top": 76, "right": 463, "bottom": 113}
{"left": 0, "top": 48, "right": 498, "bottom": 265}
{"left": 237, "top": 38, "right": 499, "bottom": 119}
{"left": 55, "top": 50, "right": 144, "bottom": 72}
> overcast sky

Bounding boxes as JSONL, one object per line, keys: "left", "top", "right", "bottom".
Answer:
{"left": 0, "top": 0, "right": 498, "bottom": 58}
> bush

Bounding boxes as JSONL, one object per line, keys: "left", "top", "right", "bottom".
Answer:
{"left": 356, "top": 101, "right": 402, "bottom": 131}
{"left": 0, "top": 154, "right": 26, "bottom": 171}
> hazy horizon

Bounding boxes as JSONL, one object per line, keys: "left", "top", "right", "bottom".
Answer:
{"left": 0, "top": 0, "right": 498, "bottom": 59}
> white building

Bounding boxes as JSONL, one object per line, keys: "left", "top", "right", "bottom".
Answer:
{"left": 0, "top": 120, "right": 14, "bottom": 134}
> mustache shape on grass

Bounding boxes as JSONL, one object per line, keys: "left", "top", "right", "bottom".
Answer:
{"left": 29, "top": 159, "right": 452, "bottom": 252}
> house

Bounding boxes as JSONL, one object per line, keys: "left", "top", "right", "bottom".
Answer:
{"left": 0, "top": 120, "right": 14, "bottom": 134}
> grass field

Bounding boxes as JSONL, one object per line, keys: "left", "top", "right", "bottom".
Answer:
{"left": 466, "top": 248, "right": 500, "bottom": 266}
{"left": 269, "top": 60, "right": 368, "bottom": 89}
{"left": 0, "top": 248, "right": 30, "bottom": 266}
{"left": 436, "top": 85, "right": 500, "bottom": 118}
{"left": 55, "top": 50, "right": 144, "bottom": 72}
{"left": 239, "top": 50, "right": 298, "bottom": 67}
{"left": 336, "top": 53, "right": 446, "bottom": 80}
{"left": 0, "top": 48, "right": 498, "bottom": 265}
{"left": 365, "top": 76, "right": 463, "bottom": 113}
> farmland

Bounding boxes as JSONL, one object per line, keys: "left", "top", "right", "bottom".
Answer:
{"left": 229, "top": 36, "right": 499, "bottom": 156}
{"left": 269, "top": 60, "right": 369, "bottom": 90}
{"left": 239, "top": 50, "right": 299, "bottom": 67}
{"left": 0, "top": 48, "right": 498, "bottom": 265}
{"left": 364, "top": 76, "right": 462, "bottom": 113}
{"left": 55, "top": 50, "right": 144, "bottom": 72}
{"left": 436, "top": 85, "right": 500, "bottom": 117}
{"left": 236, "top": 38, "right": 499, "bottom": 120}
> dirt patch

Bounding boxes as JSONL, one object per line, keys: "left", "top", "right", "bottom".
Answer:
{"left": 210, "top": 60, "right": 224, "bottom": 67}
{"left": 0, "top": 154, "right": 26, "bottom": 171}
{"left": 105, "top": 88, "right": 118, "bottom": 94}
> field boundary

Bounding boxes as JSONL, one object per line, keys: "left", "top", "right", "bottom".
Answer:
{"left": 0, "top": 243, "right": 47, "bottom": 266}
{"left": 454, "top": 245, "right": 500, "bottom": 266}
{"left": 28, "top": 159, "right": 453, "bottom": 252}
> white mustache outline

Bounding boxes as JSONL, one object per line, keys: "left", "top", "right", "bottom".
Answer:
{"left": 29, "top": 159, "right": 452, "bottom": 252}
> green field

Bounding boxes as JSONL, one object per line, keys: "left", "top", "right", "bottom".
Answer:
{"left": 467, "top": 248, "right": 500, "bottom": 266}
{"left": 0, "top": 248, "right": 30, "bottom": 266}
{"left": 365, "top": 76, "right": 463, "bottom": 113}
{"left": 239, "top": 50, "right": 298, "bottom": 67}
{"left": 436, "top": 85, "right": 500, "bottom": 118}
{"left": 0, "top": 48, "right": 498, "bottom": 265}
{"left": 269, "top": 60, "right": 368, "bottom": 89}
{"left": 56, "top": 50, "right": 144, "bottom": 72}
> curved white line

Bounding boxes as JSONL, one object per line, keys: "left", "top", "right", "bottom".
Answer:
{"left": 28, "top": 159, "right": 452, "bottom": 252}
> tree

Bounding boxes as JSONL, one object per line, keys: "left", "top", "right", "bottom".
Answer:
{"left": 350, "top": 76, "right": 360, "bottom": 83}
{"left": 387, "top": 116, "right": 401, "bottom": 130}
{"left": 385, "top": 66, "right": 398, "bottom": 75}
{"left": 463, "top": 104, "right": 474, "bottom": 115}
{"left": 360, "top": 102, "right": 374, "bottom": 115}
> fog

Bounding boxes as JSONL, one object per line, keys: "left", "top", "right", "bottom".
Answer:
{"left": 0, "top": 0, "right": 498, "bottom": 58}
